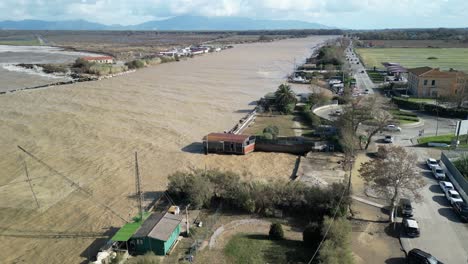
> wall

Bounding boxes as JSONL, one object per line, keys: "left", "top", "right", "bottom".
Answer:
{"left": 163, "top": 224, "right": 181, "bottom": 254}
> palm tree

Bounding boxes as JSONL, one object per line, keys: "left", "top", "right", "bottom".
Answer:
{"left": 274, "top": 84, "right": 297, "bottom": 113}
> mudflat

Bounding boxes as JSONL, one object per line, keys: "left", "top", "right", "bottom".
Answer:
{"left": 0, "top": 35, "right": 334, "bottom": 263}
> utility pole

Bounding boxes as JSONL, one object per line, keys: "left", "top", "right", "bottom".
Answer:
{"left": 135, "top": 152, "right": 143, "bottom": 222}
{"left": 186, "top": 204, "right": 191, "bottom": 236}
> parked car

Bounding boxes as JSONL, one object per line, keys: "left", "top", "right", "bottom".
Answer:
{"left": 426, "top": 158, "right": 438, "bottom": 169}
{"left": 399, "top": 198, "right": 413, "bottom": 217}
{"left": 384, "top": 135, "right": 394, "bottom": 143}
{"left": 407, "top": 248, "right": 444, "bottom": 264}
{"left": 403, "top": 217, "right": 420, "bottom": 237}
{"left": 452, "top": 201, "right": 468, "bottom": 222}
{"left": 431, "top": 166, "right": 446, "bottom": 180}
{"left": 446, "top": 189, "right": 464, "bottom": 204}
{"left": 384, "top": 124, "right": 402, "bottom": 132}
{"left": 439, "top": 181, "right": 454, "bottom": 193}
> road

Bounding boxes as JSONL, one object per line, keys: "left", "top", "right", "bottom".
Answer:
{"left": 345, "top": 43, "right": 375, "bottom": 95}
{"left": 375, "top": 115, "right": 468, "bottom": 263}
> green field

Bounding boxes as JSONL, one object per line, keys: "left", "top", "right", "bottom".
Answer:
{"left": 356, "top": 48, "right": 468, "bottom": 72}
{"left": 224, "top": 233, "right": 310, "bottom": 264}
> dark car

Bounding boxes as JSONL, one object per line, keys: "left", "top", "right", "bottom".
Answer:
{"left": 403, "top": 217, "right": 420, "bottom": 237}
{"left": 399, "top": 198, "right": 413, "bottom": 217}
{"left": 407, "top": 248, "right": 443, "bottom": 264}
{"left": 452, "top": 201, "right": 468, "bottom": 222}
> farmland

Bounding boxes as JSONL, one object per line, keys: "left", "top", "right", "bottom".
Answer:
{"left": 356, "top": 48, "right": 468, "bottom": 72}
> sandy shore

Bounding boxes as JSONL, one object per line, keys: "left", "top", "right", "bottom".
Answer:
{"left": 0, "top": 35, "right": 335, "bottom": 263}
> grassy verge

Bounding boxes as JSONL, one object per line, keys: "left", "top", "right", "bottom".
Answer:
{"left": 366, "top": 70, "right": 384, "bottom": 83}
{"left": 400, "top": 97, "right": 435, "bottom": 103}
{"left": 242, "top": 113, "right": 314, "bottom": 137}
{"left": 224, "top": 233, "right": 310, "bottom": 264}
{"left": 390, "top": 109, "right": 419, "bottom": 124}
{"left": 418, "top": 134, "right": 468, "bottom": 148}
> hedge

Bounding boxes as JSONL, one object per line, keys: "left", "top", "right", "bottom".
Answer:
{"left": 392, "top": 97, "right": 468, "bottom": 118}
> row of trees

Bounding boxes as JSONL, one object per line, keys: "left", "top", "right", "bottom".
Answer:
{"left": 316, "top": 45, "right": 345, "bottom": 66}
{"left": 351, "top": 28, "right": 468, "bottom": 41}
{"left": 167, "top": 169, "right": 350, "bottom": 220}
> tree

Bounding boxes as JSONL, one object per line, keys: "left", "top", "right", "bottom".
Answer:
{"left": 274, "top": 84, "right": 297, "bottom": 114}
{"left": 362, "top": 109, "right": 395, "bottom": 150}
{"left": 309, "top": 91, "right": 331, "bottom": 106}
{"left": 318, "top": 217, "right": 354, "bottom": 264}
{"left": 358, "top": 146, "right": 424, "bottom": 221}
{"left": 337, "top": 97, "right": 374, "bottom": 133}
{"left": 269, "top": 223, "right": 284, "bottom": 240}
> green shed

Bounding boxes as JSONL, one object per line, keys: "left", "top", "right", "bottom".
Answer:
{"left": 128, "top": 212, "right": 183, "bottom": 256}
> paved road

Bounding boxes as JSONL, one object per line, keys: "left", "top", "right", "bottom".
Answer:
{"left": 345, "top": 44, "right": 375, "bottom": 95}
{"left": 376, "top": 119, "right": 468, "bottom": 263}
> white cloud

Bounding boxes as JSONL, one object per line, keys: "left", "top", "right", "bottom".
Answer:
{"left": 0, "top": 0, "right": 466, "bottom": 28}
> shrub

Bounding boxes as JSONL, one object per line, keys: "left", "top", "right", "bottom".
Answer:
{"left": 126, "top": 59, "right": 146, "bottom": 69}
{"left": 269, "top": 223, "right": 284, "bottom": 240}
{"left": 427, "top": 56, "right": 438, "bottom": 60}
{"left": 303, "top": 222, "right": 322, "bottom": 247}
{"left": 263, "top": 125, "right": 279, "bottom": 138}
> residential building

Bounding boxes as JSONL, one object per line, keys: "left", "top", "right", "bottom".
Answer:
{"left": 81, "top": 56, "right": 114, "bottom": 64}
{"left": 111, "top": 212, "right": 183, "bottom": 256}
{"left": 407, "top": 67, "right": 466, "bottom": 98}
{"left": 203, "top": 133, "right": 256, "bottom": 155}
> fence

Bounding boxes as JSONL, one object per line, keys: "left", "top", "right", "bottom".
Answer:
{"left": 440, "top": 151, "right": 468, "bottom": 200}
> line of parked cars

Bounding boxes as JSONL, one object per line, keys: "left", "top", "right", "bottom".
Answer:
{"left": 426, "top": 157, "right": 468, "bottom": 223}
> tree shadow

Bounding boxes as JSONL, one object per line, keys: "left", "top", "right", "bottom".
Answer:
{"left": 79, "top": 227, "right": 119, "bottom": 263}
{"left": 438, "top": 207, "right": 462, "bottom": 223}
{"left": 432, "top": 195, "right": 450, "bottom": 206}
{"left": 181, "top": 142, "right": 204, "bottom": 154}
{"left": 290, "top": 155, "right": 301, "bottom": 179}
{"left": 385, "top": 257, "right": 406, "bottom": 264}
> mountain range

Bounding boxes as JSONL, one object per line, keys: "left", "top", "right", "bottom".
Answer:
{"left": 0, "top": 16, "right": 331, "bottom": 31}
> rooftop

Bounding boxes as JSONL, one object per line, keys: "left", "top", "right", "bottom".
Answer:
{"left": 132, "top": 212, "right": 183, "bottom": 242}
{"left": 203, "top": 133, "right": 252, "bottom": 143}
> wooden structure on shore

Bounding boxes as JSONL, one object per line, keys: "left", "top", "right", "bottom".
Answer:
{"left": 203, "top": 133, "right": 255, "bottom": 155}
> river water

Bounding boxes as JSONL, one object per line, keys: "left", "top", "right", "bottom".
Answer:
{"left": 0, "top": 45, "right": 102, "bottom": 92}
{"left": 0, "top": 36, "right": 335, "bottom": 263}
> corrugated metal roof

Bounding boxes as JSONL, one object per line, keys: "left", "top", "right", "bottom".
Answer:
{"left": 147, "top": 213, "right": 183, "bottom": 241}
{"left": 203, "top": 133, "right": 251, "bottom": 144}
{"left": 132, "top": 212, "right": 165, "bottom": 238}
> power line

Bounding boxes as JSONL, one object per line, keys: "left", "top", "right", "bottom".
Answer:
{"left": 307, "top": 184, "right": 348, "bottom": 264}
{"left": 17, "top": 145, "right": 129, "bottom": 223}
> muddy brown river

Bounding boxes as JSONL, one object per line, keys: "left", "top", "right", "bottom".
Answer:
{"left": 0, "top": 36, "right": 335, "bottom": 263}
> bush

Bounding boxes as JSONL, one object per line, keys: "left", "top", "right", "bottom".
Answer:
{"left": 392, "top": 97, "right": 468, "bottom": 118}
{"left": 263, "top": 125, "right": 279, "bottom": 138}
{"left": 126, "top": 59, "right": 146, "bottom": 69}
{"left": 269, "top": 223, "right": 284, "bottom": 240}
{"left": 303, "top": 222, "right": 322, "bottom": 247}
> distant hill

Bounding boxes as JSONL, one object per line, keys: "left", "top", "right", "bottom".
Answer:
{"left": 132, "top": 16, "right": 331, "bottom": 30}
{"left": 0, "top": 19, "right": 107, "bottom": 30}
{"left": 0, "top": 16, "right": 331, "bottom": 31}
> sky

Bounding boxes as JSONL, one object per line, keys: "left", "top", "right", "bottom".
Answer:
{"left": 0, "top": 0, "right": 467, "bottom": 29}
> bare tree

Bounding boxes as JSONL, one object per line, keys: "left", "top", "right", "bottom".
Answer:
{"left": 338, "top": 97, "right": 374, "bottom": 133}
{"left": 358, "top": 145, "right": 424, "bottom": 222}
{"left": 363, "top": 109, "right": 395, "bottom": 150}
